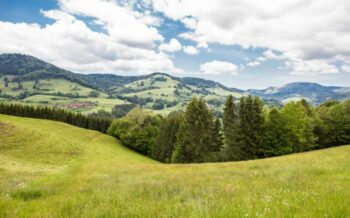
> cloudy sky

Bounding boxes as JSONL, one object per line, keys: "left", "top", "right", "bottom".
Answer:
{"left": 1, "top": 0, "right": 350, "bottom": 89}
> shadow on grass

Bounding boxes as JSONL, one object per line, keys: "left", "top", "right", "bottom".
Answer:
{"left": 11, "top": 189, "right": 47, "bottom": 201}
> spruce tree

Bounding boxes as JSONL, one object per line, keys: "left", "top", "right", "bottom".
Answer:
{"left": 173, "top": 97, "right": 214, "bottom": 163}
{"left": 238, "top": 96, "right": 264, "bottom": 159}
{"left": 211, "top": 118, "right": 224, "bottom": 152}
{"left": 223, "top": 95, "right": 240, "bottom": 160}
{"left": 153, "top": 111, "right": 183, "bottom": 162}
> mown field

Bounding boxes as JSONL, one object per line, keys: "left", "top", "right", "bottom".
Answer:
{"left": 0, "top": 114, "right": 349, "bottom": 217}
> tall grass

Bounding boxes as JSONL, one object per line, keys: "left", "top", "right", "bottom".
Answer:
{"left": 0, "top": 114, "right": 349, "bottom": 217}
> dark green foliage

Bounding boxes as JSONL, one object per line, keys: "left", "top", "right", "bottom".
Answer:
{"left": 112, "top": 104, "right": 137, "bottom": 118}
{"left": 211, "top": 118, "right": 224, "bottom": 152}
{"left": 152, "top": 111, "right": 183, "bottom": 162}
{"left": 315, "top": 100, "right": 350, "bottom": 148}
{"left": 223, "top": 95, "right": 240, "bottom": 160}
{"left": 0, "top": 103, "right": 111, "bottom": 133}
{"left": 172, "top": 98, "right": 215, "bottom": 163}
{"left": 262, "top": 108, "right": 291, "bottom": 157}
{"left": 4, "top": 77, "right": 9, "bottom": 87}
{"left": 107, "top": 108, "right": 162, "bottom": 155}
{"left": 238, "top": 96, "right": 264, "bottom": 159}
{"left": 152, "top": 99, "right": 166, "bottom": 110}
{"left": 88, "top": 90, "right": 100, "bottom": 97}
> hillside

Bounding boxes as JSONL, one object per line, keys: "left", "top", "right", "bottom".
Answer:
{"left": 0, "top": 54, "right": 244, "bottom": 114}
{"left": 1, "top": 54, "right": 350, "bottom": 115}
{"left": 0, "top": 114, "right": 349, "bottom": 217}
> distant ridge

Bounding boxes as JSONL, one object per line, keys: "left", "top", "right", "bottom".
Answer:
{"left": 1, "top": 53, "right": 349, "bottom": 105}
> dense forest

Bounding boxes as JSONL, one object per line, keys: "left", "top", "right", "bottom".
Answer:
{"left": 108, "top": 96, "right": 350, "bottom": 163}
{"left": 0, "top": 103, "right": 111, "bottom": 133}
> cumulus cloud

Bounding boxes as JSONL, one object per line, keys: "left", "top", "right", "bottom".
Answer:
{"left": 0, "top": 0, "right": 185, "bottom": 75}
{"left": 183, "top": 45, "right": 199, "bottom": 55}
{"left": 287, "top": 59, "right": 339, "bottom": 75}
{"left": 59, "top": 0, "right": 163, "bottom": 49}
{"left": 159, "top": 38, "right": 182, "bottom": 53}
{"left": 200, "top": 60, "right": 238, "bottom": 75}
{"left": 149, "top": 0, "right": 350, "bottom": 75}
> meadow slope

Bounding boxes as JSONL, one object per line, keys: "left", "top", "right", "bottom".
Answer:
{"left": 0, "top": 114, "right": 349, "bottom": 217}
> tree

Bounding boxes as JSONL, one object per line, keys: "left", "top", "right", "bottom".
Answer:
{"left": 238, "top": 96, "right": 264, "bottom": 159}
{"left": 153, "top": 111, "right": 183, "bottom": 162}
{"left": 88, "top": 90, "right": 100, "bottom": 97}
{"left": 4, "top": 77, "right": 9, "bottom": 87}
{"left": 281, "top": 101, "right": 315, "bottom": 153}
{"left": 172, "top": 97, "right": 214, "bottom": 163}
{"left": 223, "top": 95, "right": 240, "bottom": 160}
{"left": 262, "top": 108, "right": 291, "bottom": 157}
{"left": 211, "top": 118, "right": 224, "bottom": 152}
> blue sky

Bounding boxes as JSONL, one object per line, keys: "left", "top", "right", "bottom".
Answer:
{"left": 0, "top": 0, "right": 350, "bottom": 89}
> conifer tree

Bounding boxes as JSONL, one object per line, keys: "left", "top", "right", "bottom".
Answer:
{"left": 223, "top": 95, "right": 240, "bottom": 160}
{"left": 153, "top": 111, "right": 183, "bottom": 162}
{"left": 211, "top": 117, "right": 224, "bottom": 152}
{"left": 173, "top": 97, "right": 214, "bottom": 163}
{"left": 238, "top": 96, "right": 264, "bottom": 159}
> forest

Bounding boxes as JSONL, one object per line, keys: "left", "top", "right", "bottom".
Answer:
{"left": 108, "top": 96, "right": 350, "bottom": 163}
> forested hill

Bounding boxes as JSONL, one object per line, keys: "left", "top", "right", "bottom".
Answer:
{"left": 0, "top": 53, "right": 94, "bottom": 89}
{"left": 1, "top": 53, "right": 350, "bottom": 109}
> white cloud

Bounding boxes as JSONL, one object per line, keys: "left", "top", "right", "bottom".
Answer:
{"left": 59, "top": 0, "right": 163, "bottom": 49}
{"left": 0, "top": 1, "right": 184, "bottom": 75}
{"left": 181, "top": 17, "right": 197, "bottom": 30}
{"left": 288, "top": 59, "right": 339, "bottom": 75}
{"left": 150, "top": 0, "right": 350, "bottom": 75}
{"left": 247, "top": 61, "right": 261, "bottom": 67}
{"left": 341, "top": 65, "right": 350, "bottom": 73}
{"left": 41, "top": 9, "right": 75, "bottom": 22}
{"left": 159, "top": 38, "right": 182, "bottom": 53}
{"left": 183, "top": 45, "right": 199, "bottom": 55}
{"left": 200, "top": 60, "right": 238, "bottom": 75}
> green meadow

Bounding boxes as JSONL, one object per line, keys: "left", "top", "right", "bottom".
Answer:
{"left": 0, "top": 114, "right": 349, "bottom": 217}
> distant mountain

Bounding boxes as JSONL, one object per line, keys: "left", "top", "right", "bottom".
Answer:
{"left": 249, "top": 82, "right": 350, "bottom": 105}
{"left": 0, "top": 53, "right": 349, "bottom": 111}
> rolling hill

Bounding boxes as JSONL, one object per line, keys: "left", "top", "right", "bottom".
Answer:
{"left": 0, "top": 114, "right": 349, "bottom": 217}
{"left": 1, "top": 53, "right": 350, "bottom": 115}
{"left": 249, "top": 82, "right": 350, "bottom": 105}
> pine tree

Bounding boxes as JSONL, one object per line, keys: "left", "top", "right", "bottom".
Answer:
{"left": 223, "top": 95, "right": 240, "bottom": 160}
{"left": 238, "top": 96, "right": 264, "bottom": 159}
{"left": 153, "top": 111, "right": 183, "bottom": 162}
{"left": 173, "top": 97, "right": 214, "bottom": 163}
{"left": 211, "top": 118, "right": 224, "bottom": 152}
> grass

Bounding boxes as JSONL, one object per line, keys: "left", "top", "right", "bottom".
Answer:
{"left": 0, "top": 114, "right": 349, "bottom": 217}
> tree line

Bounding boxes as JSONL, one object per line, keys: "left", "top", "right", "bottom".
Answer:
{"left": 108, "top": 96, "right": 350, "bottom": 163}
{"left": 0, "top": 103, "right": 111, "bottom": 133}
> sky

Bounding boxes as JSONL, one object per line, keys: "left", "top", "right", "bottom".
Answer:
{"left": 0, "top": 0, "right": 350, "bottom": 89}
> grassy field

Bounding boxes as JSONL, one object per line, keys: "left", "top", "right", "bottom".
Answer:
{"left": 0, "top": 114, "right": 349, "bottom": 217}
